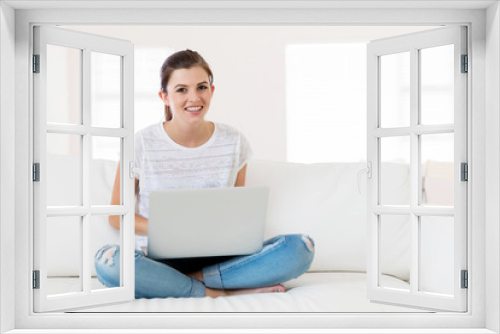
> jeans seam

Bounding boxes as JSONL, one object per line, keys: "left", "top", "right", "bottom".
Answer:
{"left": 220, "top": 236, "right": 288, "bottom": 273}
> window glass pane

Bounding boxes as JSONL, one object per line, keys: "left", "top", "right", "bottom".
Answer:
{"left": 91, "top": 215, "right": 122, "bottom": 291}
{"left": 420, "top": 45, "right": 454, "bottom": 125}
{"left": 285, "top": 44, "right": 367, "bottom": 163}
{"left": 135, "top": 48, "right": 174, "bottom": 131}
{"left": 46, "top": 44, "right": 82, "bottom": 125}
{"left": 421, "top": 133, "right": 454, "bottom": 206}
{"left": 46, "top": 133, "right": 82, "bottom": 207}
{"left": 91, "top": 52, "right": 121, "bottom": 128}
{"left": 91, "top": 136, "right": 121, "bottom": 206}
{"left": 380, "top": 136, "right": 410, "bottom": 205}
{"left": 420, "top": 216, "right": 454, "bottom": 296}
{"left": 46, "top": 216, "right": 82, "bottom": 296}
{"left": 380, "top": 52, "right": 410, "bottom": 128}
{"left": 379, "top": 215, "right": 411, "bottom": 291}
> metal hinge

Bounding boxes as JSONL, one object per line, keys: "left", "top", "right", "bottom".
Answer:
{"left": 461, "top": 270, "right": 468, "bottom": 289}
{"left": 33, "top": 163, "right": 40, "bottom": 182}
{"left": 461, "top": 54, "right": 468, "bottom": 73}
{"left": 461, "top": 162, "right": 468, "bottom": 182}
{"left": 33, "top": 270, "right": 40, "bottom": 289}
{"left": 33, "top": 54, "right": 40, "bottom": 73}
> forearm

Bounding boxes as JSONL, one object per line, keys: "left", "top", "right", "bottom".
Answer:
{"left": 109, "top": 214, "right": 149, "bottom": 236}
{"left": 134, "top": 214, "right": 149, "bottom": 236}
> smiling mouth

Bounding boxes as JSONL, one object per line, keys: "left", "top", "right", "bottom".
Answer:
{"left": 185, "top": 106, "right": 203, "bottom": 112}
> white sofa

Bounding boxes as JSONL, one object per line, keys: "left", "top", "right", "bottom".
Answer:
{"left": 46, "top": 156, "right": 430, "bottom": 312}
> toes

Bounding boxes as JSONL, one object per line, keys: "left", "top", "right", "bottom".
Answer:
{"left": 275, "top": 284, "right": 286, "bottom": 293}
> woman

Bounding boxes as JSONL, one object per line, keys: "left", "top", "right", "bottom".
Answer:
{"left": 95, "top": 50, "right": 314, "bottom": 299}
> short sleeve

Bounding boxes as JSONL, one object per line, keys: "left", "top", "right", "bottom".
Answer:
{"left": 238, "top": 132, "right": 253, "bottom": 170}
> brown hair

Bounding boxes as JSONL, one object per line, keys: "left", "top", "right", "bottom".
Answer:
{"left": 160, "top": 50, "right": 214, "bottom": 121}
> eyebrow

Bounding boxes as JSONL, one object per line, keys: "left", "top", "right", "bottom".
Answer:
{"left": 174, "top": 81, "right": 209, "bottom": 89}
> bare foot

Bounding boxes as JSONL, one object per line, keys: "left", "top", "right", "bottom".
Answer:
{"left": 205, "top": 284, "right": 286, "bottom": 298}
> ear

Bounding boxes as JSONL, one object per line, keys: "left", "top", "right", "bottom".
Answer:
{"left": 158, "top": 90, "right": 169, "bottom": 105}
{"left": 210, "top": 85, "right": 215, "bottom": 95}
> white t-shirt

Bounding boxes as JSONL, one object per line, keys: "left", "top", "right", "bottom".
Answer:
{"left": 134, "top": 122, "right": 253, "bottom": 250}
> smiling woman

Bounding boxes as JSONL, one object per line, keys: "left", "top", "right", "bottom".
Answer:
{"left": 95, "top": 49, "right": 315, "bottom": 300}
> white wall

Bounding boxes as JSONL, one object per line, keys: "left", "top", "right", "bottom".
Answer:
{"left": 65, "top": 25, "right": 435, "bottom": 161}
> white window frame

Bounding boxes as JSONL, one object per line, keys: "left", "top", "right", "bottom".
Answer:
{"left": 1, "top": 2, "right": 498, "bottom": 333}
{"left": 367, "top": 26, "right": 468, "bottom": 312}
{"left": 32, "top": 25, "right": 136, "bottom": 312}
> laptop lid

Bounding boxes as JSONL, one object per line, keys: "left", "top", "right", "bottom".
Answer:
{"left": 147, "top": 187, "right": 269, "bottom": 259}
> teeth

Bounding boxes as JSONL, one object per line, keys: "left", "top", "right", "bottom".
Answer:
{"left": 186, "top": 106, "right": 202, "bottom": 112}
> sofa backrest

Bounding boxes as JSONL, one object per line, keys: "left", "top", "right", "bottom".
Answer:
{"left": 246, "top": 160, "right": 411, "bottom": 281}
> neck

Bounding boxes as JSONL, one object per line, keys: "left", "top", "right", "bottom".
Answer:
{"left": 164, "top": 120, "right": 214, "bottom": 148}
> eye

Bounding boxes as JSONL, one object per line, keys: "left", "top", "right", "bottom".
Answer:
{"left": 198, "top": 85, "right": 208, "bottom": 90}
{"left": 176, "top": 88, "right": 187, "bottom": 93}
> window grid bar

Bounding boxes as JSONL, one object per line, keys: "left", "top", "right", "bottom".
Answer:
{"left": 373, "top": 125, "right": 454, "bottom": 137}
{"left": 376, "top": 215, "right": 381, "bottom": 288}
{"left": 372, "top": 205, "right": 454, "bottom": 216}
{"left": 120, "top": 215, "right": 124, "bottom": 287}
{"left": 118, "top": 55, "right": 124, "bottom": 288}
{"left": 410, "top": 47, "right": 420, "bottom": 296}
{"left": 82, "top": 47, "right": 91, "bottom": 295}
{"left": 82, "top": 214, "right": 91, "bottom": 294}
{"left": 46, "top": 205, "right": 130, "bottom": 217}
{"left": 46, "top": 124, "right": 130, "bottom": 137}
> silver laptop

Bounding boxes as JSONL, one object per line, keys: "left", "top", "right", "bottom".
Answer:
{"left": 147, "top": 187, "right": 269, "bottom": 259}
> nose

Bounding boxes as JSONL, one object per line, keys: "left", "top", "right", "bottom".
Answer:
{"left": 187, "top": 90, "right": 201, "bottom": 103}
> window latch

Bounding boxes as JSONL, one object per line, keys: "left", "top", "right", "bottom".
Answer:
{"left": 129, "top": 162, "right": 145, "bottom": 194}
{"left": 357, "top": 161, "right": 372, "bottom": 194}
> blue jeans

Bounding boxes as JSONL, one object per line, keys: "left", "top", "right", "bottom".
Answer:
{"left": 94, "top": 234, "right": 315, "bottom": 298}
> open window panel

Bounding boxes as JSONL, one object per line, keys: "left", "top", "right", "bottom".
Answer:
{"left": 33, "top": 26, "right": 135, "bottom": 312}
{"left": 366, "top": 26, "right": 467, "bottom": 312}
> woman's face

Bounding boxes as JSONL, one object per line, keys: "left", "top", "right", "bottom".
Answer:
{"left": 160, "top": 66, "right": 215, "bottom": 125}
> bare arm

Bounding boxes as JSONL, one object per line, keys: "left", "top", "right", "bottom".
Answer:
{"left": 235, "top": 164, "right": 247, "bottom": 187}
{"left": 109, "top": 164, "right": 149, "bottom": 236}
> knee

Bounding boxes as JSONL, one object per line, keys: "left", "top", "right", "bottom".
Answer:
{"left": 300, "top": 234, "right": 315, "bottom": 252}
{"left": 286, "top": 234, "right": 315, "bottom": 270}
{"left": 287, "top": 234, "right": 314, "bottom": 252}
{"left": 95, "top": 244, "right": 120, "bottom": 266}
{"left": 94, "top": 244, "right": 120, "bottom": 287}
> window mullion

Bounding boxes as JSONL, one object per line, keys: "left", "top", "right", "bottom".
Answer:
{"left": 82, "top": 47, "right": 91, "bottom": 295}
{"left": 410, "top": 47, "right": 420, "bottom": 296}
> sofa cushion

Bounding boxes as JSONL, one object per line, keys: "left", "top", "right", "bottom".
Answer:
{"left": 57, "top": 273, "right": 423, "bottom": 313}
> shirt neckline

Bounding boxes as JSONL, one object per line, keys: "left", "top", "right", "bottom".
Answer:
{"left": 159, "top": 121, "right": 217, "bottom": 150}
